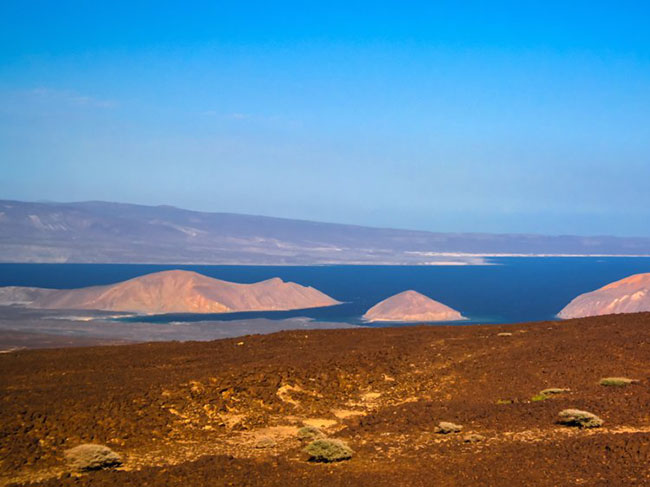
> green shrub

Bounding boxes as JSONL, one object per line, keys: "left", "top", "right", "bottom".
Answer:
{"left": 531, "top": 394, "right": 548, "bottom": 402}
{"left": 557, "top": 409, "right": 603, "bottom": 428}
{"left": 64, "top": 444, "right": 122, "bottom": 472}
{"left": 297, "top": 426, "right": 325, "bottom": 441}
{"left": 304, "top": 439, "right": 353, "bottom": 462}
{"left": 496, "top": 399, "right": 514, "bottom": 405}
{"left": 599, "top": 377, "right": 636, "bottom": 387}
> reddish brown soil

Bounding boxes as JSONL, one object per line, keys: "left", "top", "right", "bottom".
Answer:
{"left": 1, "top": 314, "right": 649, "bottom": 486}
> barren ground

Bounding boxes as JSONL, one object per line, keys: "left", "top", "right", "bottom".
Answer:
{"left": 1, "top": 313, "right": 649, "bottom": 486}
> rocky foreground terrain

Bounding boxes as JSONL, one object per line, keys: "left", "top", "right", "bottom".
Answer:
{"left": 1, "top": 314, "right": 649, "bottom": 486}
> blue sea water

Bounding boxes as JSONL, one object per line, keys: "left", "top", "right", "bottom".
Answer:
{"left": 1, "top": 258, "right": 650, "bottom": 326}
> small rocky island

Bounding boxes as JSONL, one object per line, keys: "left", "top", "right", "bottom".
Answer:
{"left": 558, "top": 273, "right": 650, "bottom": 319}
{"left": 0, "top": 270, "right": 341, "bottom": 314}
{"left": 363, "top": 290, "right": 464, "bottom": 322}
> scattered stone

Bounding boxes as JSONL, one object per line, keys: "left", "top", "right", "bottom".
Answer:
{"left": 64, "top": 444, "right": 122, "bottom": 472}
{"left": 532, "top": 387, "right": 571, "bottom": 401}
{"left": 436, "top": 421, "right": 463, "bottom": 434}
{"left": 463, "top": 433, "right": 485, "bottom": 443}
{"left": 254, "top": 436, "right": 277, "bottom": 449}
{"left": 539, "top": 388, "right": 570, "bottom": 396}
{"left": 557, "top": 409, "right": 603, "bottom": 428}
{"left": 599, "top": 377, "right": 637, "bottom": 387}
{"left": 497, "top": 332, "right": 513, "bottom": 337}
{"left": 304, "top": 438, "right": 353, "bottom": 462}
{"left": 297, "top": 426, "right": 325, "bottom": 441}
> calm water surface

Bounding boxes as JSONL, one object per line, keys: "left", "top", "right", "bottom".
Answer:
{"left": 2, "top": 257, "right": 650, "bottom": 326}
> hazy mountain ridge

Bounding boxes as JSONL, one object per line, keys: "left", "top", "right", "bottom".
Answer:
{"left": 2, "top": 200, "right": 650, "bottom": 264}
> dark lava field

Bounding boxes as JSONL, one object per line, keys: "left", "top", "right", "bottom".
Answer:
{"left": 1, "top": 313, "right": 649, "bottom": 486}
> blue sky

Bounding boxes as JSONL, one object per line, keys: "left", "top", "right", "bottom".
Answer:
{"left": 1, "top": 1, "right": 649, "bottom": 236}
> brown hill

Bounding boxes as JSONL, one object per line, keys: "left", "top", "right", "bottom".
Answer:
{"left": 558, "top": 273, "right": 650, "bottom": 319}
{"left": 363, "top": 290, "right": 464, "bottom": 322}
{"left": 0, "top": 270, "right": 341, "bottom": 314}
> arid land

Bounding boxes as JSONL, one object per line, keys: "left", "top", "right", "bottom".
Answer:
{"left": 4, "top": 200, "right": 650, "bottom": 264}
{"left": 1, "top": 313, "right": 649, "bottom": 486}
{"left": 0, "top": 306, "right": 355, "bottom": 353}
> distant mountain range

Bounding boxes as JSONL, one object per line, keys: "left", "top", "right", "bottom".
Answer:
{"left": 1, "top": 200, "right": 650, "bottom": 265}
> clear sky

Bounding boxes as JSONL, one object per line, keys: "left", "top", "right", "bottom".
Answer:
{"left": 1, "top": 1, "right": 649, "bottom": 236}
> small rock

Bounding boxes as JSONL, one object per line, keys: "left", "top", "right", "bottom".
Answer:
{"left": 463, "top": 433, "right": 485, "bottom": 443}
{"left": 539, "top": 388, "right": 570, "bottom": 395}
{"left": 64, "top": 444, "right": 122, "bottom": 472}
{"left": 497, "top": 332, "right": 513, "bottom": 337}
{"left": 533, "top": 387, "right": 570, "bottom": 401}
{"left": 254, "top": 436, "right": 277, "bottom": 449}
{"left": 436, "top": 421, "right": 463, "bottom": 434}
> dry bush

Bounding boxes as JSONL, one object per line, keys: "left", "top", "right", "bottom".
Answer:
{"left": 297, "top": 426, "right": 324, "bottom": 441}
{"left": 533, "top": 387, "right": 570, "bottom": 401}
{"left": 599, "top": 377, "right": 636, "bottom": 387}
{"left": 557, "top": 409, "right": 603, "bottom": 428}
{"left": 304, "top": 438, "right": 353, "bottom": 462}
